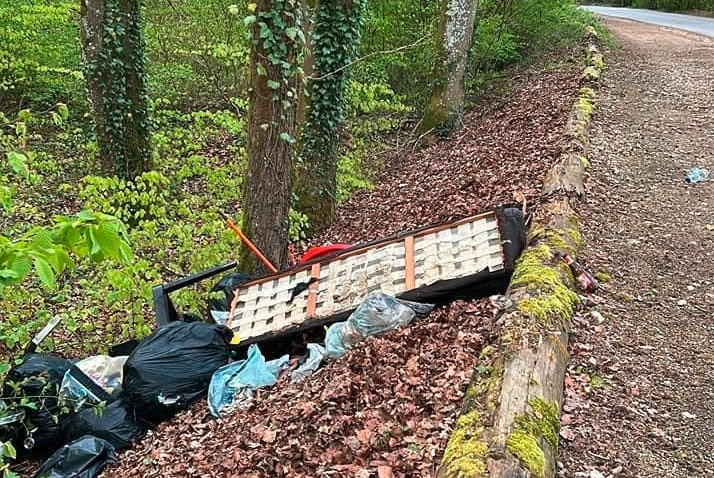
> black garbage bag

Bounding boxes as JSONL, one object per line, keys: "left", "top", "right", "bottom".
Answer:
{"left": 1, "top": 354, "right": 73, "bottom": 452}
{"left": 33, "top": 435, "right": 117, "bottom": 478}
{"left": 62, "top": 399, "right": 146, "bottom": 450}
{"left": 207, "top": 271, "right": 252, "bottom": 323}
{"left": 122, "top": 322, "right": 233, "bottom": 422}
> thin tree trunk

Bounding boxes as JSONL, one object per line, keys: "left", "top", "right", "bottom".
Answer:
{"left": 80, "top": 0, "right": 151, "bottom": 179}
{"left": 240, "top": 0, "right": 302, "bottom": 275}
{"left": 418, "top": 0, "right": 478, "bottom": 135}
{"left": 294, "top": 0, "right": 367, "bottom": 234}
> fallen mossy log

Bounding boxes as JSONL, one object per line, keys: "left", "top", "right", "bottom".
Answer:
{"left": 437, "top": 27, "right": 604, "bottom": 478}
{"left": 436, "top": 200, "right": 582, "bottom": 478}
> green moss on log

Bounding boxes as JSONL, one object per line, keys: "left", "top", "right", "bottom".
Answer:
{"left": 590, "top": 53, "right": 604, "bottom": 69}
{"left": 441, "top": 410, "right": 488, "bottom": 477}
{"left": 506, "top": 398, "right": 561, "bottom": 478}
{"left": 510, "top": 235, "right": 581, "bottom": 326}
{"left": 507, "top": 429, "right": 545, "bottom": 478}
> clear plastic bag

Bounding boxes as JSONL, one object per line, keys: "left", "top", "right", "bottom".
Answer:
{"left": 61, "top": 356, "right": 127, "bottom": 407}
{"left": 324, "top": 292, "right": 434, "bottom": 359}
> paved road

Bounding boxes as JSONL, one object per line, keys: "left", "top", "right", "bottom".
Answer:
{"left": 583, "top": 5, "right": 714, "bottom": 37}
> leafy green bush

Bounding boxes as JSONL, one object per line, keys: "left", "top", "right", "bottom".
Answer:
{"left": 624, "top": 0, "right": 714, "bottom": 11}
{"left": 79, "top": 172, "right": 172, "bottom": 227}
{"left": 0, "top": 0, "right": 82, "bottom": 111}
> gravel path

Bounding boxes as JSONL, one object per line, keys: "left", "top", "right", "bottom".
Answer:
{"left": 558, "top": 18, "right": 714, "bottom": 478}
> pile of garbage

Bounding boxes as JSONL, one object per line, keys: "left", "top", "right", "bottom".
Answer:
{"left": 0, "top": 292, "right": 432, "bottom": 478}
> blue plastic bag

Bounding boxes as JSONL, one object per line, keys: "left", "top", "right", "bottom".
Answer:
{"left": 685, "top": 167, "right": 709, "bottom": 184}
{"left": 208, "top": 344, "right": 288, "bottom": 417}
{"left": 290, "top": 343, "right": 326, "bottom": 383}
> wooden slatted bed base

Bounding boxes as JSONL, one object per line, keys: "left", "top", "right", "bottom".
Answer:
{"left": 227, "top": 207, "right": 525, "bottom": 346}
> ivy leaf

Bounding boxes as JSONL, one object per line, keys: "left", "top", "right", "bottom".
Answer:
{"left": 279, "top": 132, "right": 295, "bottom": 144}
{"left": 267, "top": 80, "right": 280, "bottom": 90}
{"left": 247, "top": 2, "right": 257, "bottom": 12}
{"left": 56, "top": 103, "right": 69, "bottom": 120}
{"left": 257, "top": 63, "right": 267, "bottom": 76}
{"left": 2, "top": 440, "right": 17, "bottom": 459}
{"left": 228, "top": 4, "right": 240, "bottom": 16}
{"left": 285, "top": 27, "right": 298, "bottom": 41}
{"left": 34, "top": 257, "right": 56, "bottom": 289}
{"left": 6, "top": 151, "right": 29, "bottom": 180}
{"left": 243, "top": 14, "right": 256, "bottom": 26}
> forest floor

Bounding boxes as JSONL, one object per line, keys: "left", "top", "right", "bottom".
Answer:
{"left": 557, "top": 17, "right": 714, "bottom": 478}
{"left": 59, "top": 55, "right": 584, "bottom": 478}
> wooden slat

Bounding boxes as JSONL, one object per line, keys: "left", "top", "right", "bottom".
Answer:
{"left": 306, "top": 263, "right": 320, "bottom": 318}
{"left": 404, "top": 235, "right": 415, "bottom": 290}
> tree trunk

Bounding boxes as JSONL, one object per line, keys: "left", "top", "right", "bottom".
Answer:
{"left": 418, "top": 0, "right": 478, "bottom": 135}
{"left": 294, "top": 0, "right": 367, "bottom": 234}
{"left": 80, "top": 0, "right": 151, "bottom": 179}
{"left": 240, "top": 0, "right": 303, "bottom": 275}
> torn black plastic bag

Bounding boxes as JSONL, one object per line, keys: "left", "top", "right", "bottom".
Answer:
{"left": 207, "top": 271, "right": 252, "bottom": 324}
{"left": 62, "top": 399, "right": 145, "bottom": 450}
{"left": 122, "top": 322, "right": 233, "bottom": 422}
{"left": 1, "top": 354, "right": 73, "bottom": 452}
{"left": 33, "top": 435, "right": 117, "bottom": 478}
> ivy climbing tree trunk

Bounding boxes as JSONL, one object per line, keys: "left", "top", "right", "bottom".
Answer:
{"left": 80, "top": 0, "right": 152, "bottom": 179}
{"left": 294, "top": 0, "right": 367, "bottom": 234}
{"left": 417, "top": 0, "right": 478, "bottom": 135}
{"left": 240, "top": 0, "right": 305, "bottom": 275}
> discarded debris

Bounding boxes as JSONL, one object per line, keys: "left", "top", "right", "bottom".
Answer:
{"left": 684, "top": 167, "right": 709, "bottom": 184}
{"left": 122, "top": 322, "right": 233, "bottom": 422}
{"left": 62, "top": 399, "right": 146, "bottom": 450}
{"left": 3, "top": 354, "right": 73, "bottom": 452}
{"left": 208, "top": 344, "right": 288, "bottom": 417}
{"left": 561, "top": 253, "right": 599, "bottom": 292}
{"left": 324, "top": 292, "right": 434, "bottom": 359}
{"left": 290, "top": 343, "right": 326, "bottom": 383}
{"left": 61, "top": 355, "right": 127, "bottom": 408}
{"left": 32, "top": 435, "right": 117, "bottom": 478}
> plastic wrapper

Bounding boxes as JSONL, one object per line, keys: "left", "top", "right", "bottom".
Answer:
{"left": 122, "top": 322, "right": 233, "bottom": 422}
{"left": 1, "top": 354, "right": 73, "bottom": 452}
{"left": 62, "top": 399, "right": 145, "bottom": 450}
{"left": 290, "top": 343, "right": 326, "bottom": 383}
{"left": 61, "top": 356, "right": 127, "bottom": 408}
{"left": 32, "top": 435, "right": 117, "bottom": 478}
{"left": 325, "top": 292, "right": 434, "bottom": 359}
{"left": 208, "top": 344, "right": 288, "bottom": 417}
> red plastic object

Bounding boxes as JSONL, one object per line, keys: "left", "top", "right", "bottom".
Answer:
{"left": 299, "top": 244, "right": 352, "bottom": 263}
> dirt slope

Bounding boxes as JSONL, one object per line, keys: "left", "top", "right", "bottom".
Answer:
{"left": 558, "top": 18, "right": 714, "bottom": 478}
